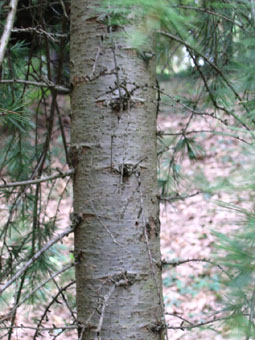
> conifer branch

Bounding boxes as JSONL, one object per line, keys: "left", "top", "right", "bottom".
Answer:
{"left": 0, "top": 227, "right": 76, "bottom": 295}
{"left": 175, "top": 5, "right": 244, "bottom": 29}
{"left": 157, "top": 31, "right": 244, "bottom": 105}
{"left": 0, "top": 264, "right": 74, "bottom": 323}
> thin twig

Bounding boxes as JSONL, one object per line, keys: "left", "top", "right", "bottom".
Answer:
{"left": 0, "top": 169, "right": 74, "bottom": 189}
{"left": 155, "top": 87, "right": 235, "bottom": 128}
{"left": 165, "top": 314, "right": 230, "bottom": 330}
{"left": 95, "top": 284, "right": 116, "bottom": 338}
{"left": 251, "top": 0, "right": 255, "bottom": 25}
{"left": 55, "top": 103, "right": 70, "bottom": 165}
{"left": 156, "top": 31, "right": 248, "bottom": 111}
{"left": 52, "top": 276, "right": 77, "bottom": 324}
{"left": 0, "top": 0, "right": 19, "bottom": 67}
{"left": 59, "top": 0, "right": 68, "bottom": 18}
{"left": 8, "top": 271, "right": 26, "bottom": 340}
{"left": 0, "top": 227, "right": 76, "bottom": 295}
{"left": 11, "top": 27, "right": 68, "bottom": 42}
{"left": 0, "top": 79, "right": 70, "bottom": 93}
{"left": 162, "top": 258, "right": 231, "bottom": 278}
{"left": 33, "top": 281, "right": 76, "bottom": 339}
{"left": 1, "top": 264, "right": 74, "bottom": 323}
{"left": 188, "top": 48, "right": 251, "bottom": 132}
{"left": 246, "top": 280, "right": 255, "bottom": 340}
{"left": 160, "top": 191, "right": 202, "bottom": 202}
{"left": 174, "top": 5, "right": 243, "bottom": 29}
{"left": 158, "top": 130, "right": 251, "bottom": 145}
{"left": 0, "top": 325, "right": 77, "bottom": 331}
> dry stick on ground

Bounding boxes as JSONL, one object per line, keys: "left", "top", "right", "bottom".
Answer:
{"left": 0, "top": 0, "right": 19, "bottom": 67}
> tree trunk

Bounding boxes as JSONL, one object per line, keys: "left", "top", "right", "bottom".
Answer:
{"left": 71, "top": 1, "right": 165, "bottom": 339}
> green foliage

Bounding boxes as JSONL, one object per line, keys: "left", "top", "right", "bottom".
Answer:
{"left": 0, "top": 2, "right": 73, "bottom": 337}
{"left": 214, "top": 222, "right": 255, "bottom": 337}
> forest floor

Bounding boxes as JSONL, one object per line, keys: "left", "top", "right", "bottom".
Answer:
{"left": 8, "top": 78, "right": 253, "bottom": 339}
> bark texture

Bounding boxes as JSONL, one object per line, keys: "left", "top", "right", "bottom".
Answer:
{"left": 71, "top": 1, "right": 164, "bottom": 339}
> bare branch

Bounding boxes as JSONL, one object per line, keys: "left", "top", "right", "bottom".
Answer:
{"left": 158, "top": 130, "right": 251, "bottom": 145}
{"left": 251, "top": 0, "right": 255, "bottom": 25}
{"left": 11, "top": 27, "right": 68, "bottom": 42}
{"left": 0, "top": 0, "right": 19, "bottom": 67}
{"left": 0, "top": 169, "right": 74, "bottom": 189}
{"left": 162, "top": 258, "right": 231, "bottom": 278}
{"left": 0, "top": 325, "right": 78, "bottom": 331}
{"left": 0, "top": 79, "right": 70, "bottom": 93}
{"left": 160, "top": 192, "right": 202, "bottom": 202}
{"left": 165, "top": 313, "right": 230, "bottom": 330}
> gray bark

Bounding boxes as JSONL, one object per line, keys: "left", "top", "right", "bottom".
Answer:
{"left": 71, "top": 1, "right": 165, "bottom": 339}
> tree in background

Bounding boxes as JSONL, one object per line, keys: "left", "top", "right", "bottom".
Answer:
{"left": 1, "top": 0, "right": 255, "bottom": 339}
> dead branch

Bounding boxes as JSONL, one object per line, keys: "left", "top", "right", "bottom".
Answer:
{"left": 0, "top": 0, "right": 19, "bottom": 67}
{"left": 0, "top": 169, "right": 74, "bottom": 189}
{"left": 0, "top": 79, "right": 70, "bottom": 93}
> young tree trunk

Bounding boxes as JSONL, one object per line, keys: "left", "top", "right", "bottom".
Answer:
{"left": 71, "top": 1, "right": 165, "bottom": 339}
